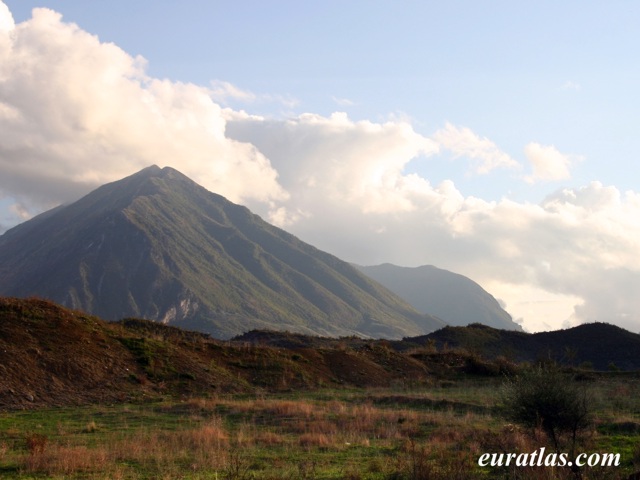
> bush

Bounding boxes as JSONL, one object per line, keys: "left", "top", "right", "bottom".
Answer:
{"left": 500, "top": 364, "right": 591, "bottom": 453}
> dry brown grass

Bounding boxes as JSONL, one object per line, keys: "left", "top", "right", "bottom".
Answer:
{"left": 10, "top": 388, "right": 634, "bottom": 479}
{"left": 254, "top": 430, "right": 286, "bottom": 446}
{"left": 20, "top": 417, "right": 231, "bottom": 477}
{"left": 0, "top": 441, "right": 8, "bottom": 462}
{"left": 298, "top": 432, "right": 332, "bottom": 448}
{"left": 23, "top": 444, "right": 108, "bottom": 476}
{"left": 112, "top": 417, "right": 229, "bottom": 471}
{"left": 261, "top": 399, "right": 316, "bottom": 418}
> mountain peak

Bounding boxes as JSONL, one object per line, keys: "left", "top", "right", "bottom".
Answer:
{"left": 105, "top": 164, "right": 186, "bottom": 189}
{"left": 135, "top": 164, "right": 190, "bottom": 181}
{"left": 136, "top": 164, "right": 162, "bottom": 175}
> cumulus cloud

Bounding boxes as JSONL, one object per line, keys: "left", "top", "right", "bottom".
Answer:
{"left": 0, "top": 1, "right": 13, "bottom": 32}
{"left": 431, "top": 122, "right": 520, "bottom": 174}
{"left": 524, "top": 142, "right": 581, "bottom": 183}
{"left": 0, "top": 4, "right": 287, "bottom": 217}
{"left": 226, "top": 111, "right": 439, "bottom": 218}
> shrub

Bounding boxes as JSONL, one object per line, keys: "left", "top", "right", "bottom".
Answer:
{"left": 500, "top": 364, "right": 592, "bottom": 454}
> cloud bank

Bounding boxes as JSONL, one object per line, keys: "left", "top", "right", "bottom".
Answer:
{"left": 229, "top": 107, "right": 640, "bottom": 332}
{"left": 1, "top": 2, "right": 639, "bottom": 333}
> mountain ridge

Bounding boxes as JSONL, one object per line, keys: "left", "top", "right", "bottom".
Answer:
{"left": 356, "top": 263, "right": 521, "bottom": 330}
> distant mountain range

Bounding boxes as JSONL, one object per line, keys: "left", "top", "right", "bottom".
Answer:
{"left": 356, "top": 264, "right": 521, "bottom": 331}
{"left": 0, "top": 166, "right": 445, "bottom": 339}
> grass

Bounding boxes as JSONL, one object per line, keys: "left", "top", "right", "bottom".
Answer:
{"left": 1, "top": 374, "right": 639, "bottom": 479}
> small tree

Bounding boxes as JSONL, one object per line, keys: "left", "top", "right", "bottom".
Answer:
{"left": 500, "top": 364, "right": 591, "bottom": 455}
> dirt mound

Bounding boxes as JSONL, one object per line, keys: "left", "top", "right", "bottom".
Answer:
{"left": 0, "top": 297, "right": 141, "bottom": 408}
{"left": 2, "top": 297, "right": 537, "bottom": 411}
{"left": 0, "top": 297, "right": 264, "bottom": 409}
{"left": 0, "top": 298, "right": 432, "bottom": 410}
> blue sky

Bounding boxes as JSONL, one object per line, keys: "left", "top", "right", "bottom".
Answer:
{"left": 1, "top": 1, "right": 640, "bottom": 333}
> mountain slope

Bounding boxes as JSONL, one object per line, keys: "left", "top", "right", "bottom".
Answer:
{"left": 356, "top": 263, "right": 521, "bottom": 330}
{"left": 0, "top": 166, "right": 444, "bottom": 339}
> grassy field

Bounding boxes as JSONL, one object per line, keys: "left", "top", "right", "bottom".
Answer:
{"left": 1, "top": 374, "right": 639, "bottom": 480}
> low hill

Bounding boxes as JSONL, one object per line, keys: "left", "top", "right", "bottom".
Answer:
{"left": 237, "top": 322, "right": 640, "bottom": 372}
{"left": 356, "top": 263, "right": 521, "bottom": 330}
{"left": 0, "top": 297, "right": 445, "bottom": 410}
{"left": 3, "top": 298, "right": 637, "bottom": 410}
{"left": 402, "top": 322, "right": 640, "bottom": 371}
{"left": 0, "top": 166, "right": 444, "bottom": 339}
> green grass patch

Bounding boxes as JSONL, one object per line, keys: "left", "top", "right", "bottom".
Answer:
{"left": 1, "top": 375, "right": 639, "bottom": 479}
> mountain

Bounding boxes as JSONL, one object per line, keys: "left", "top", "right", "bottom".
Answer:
{"left": 356, "top": 263, "right": 521, "bottom": 330}
{"left": 0, "top": 166, "right": 444, "bottom": 339}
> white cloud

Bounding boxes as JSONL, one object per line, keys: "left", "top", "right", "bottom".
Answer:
{"left": 210, "top": 80, "right": 299, "bottom": 110}
{"left": 482, "top": 280, "right": 582, "bottom": 333}
{"left": 332, "top": 96, "right": 355, "bottom": 107}
{"left": 0, "top": 5, "right": 287, "bottom": 217}
{"left": 561, "top": 80, "right": 581, "bottom": 91}
{"left": 432, "top": 122, "right": 520, "bottom": 174}
{"left": 227, "top": 110, "right": 640, "bottom": 332}
{"left": 260, "top": 93, "right": 300, "bottom": 110}
{"left": 524, "top": 142, "right": 581, "bottom": 183}
{"left": 226, "top": 111, "right": 439, "bottom": 216}
{"left": 209, "top": 80, "right": 257, "bottom": 103}
{"left": 0, "top": 1, "right": 13, "bottom": 32}
{"left": 8, "top": 202, "right": 31, "bottom": 220}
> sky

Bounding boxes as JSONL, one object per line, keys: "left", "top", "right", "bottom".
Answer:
{"left": 1, "top": 1, "right": 640, "bottom": 333}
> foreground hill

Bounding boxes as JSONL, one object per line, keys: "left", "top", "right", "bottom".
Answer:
{"left": 0, "top": 166, "right": 443, "bottom": 339}
{"left": 356, "top": 263, "right": 521, "bottom": 330}
{"left": 2, "top": 298, "right": 638, "bottom": 410}
{"left": 0, "top": 297, "right": 470, "bottom": 410}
